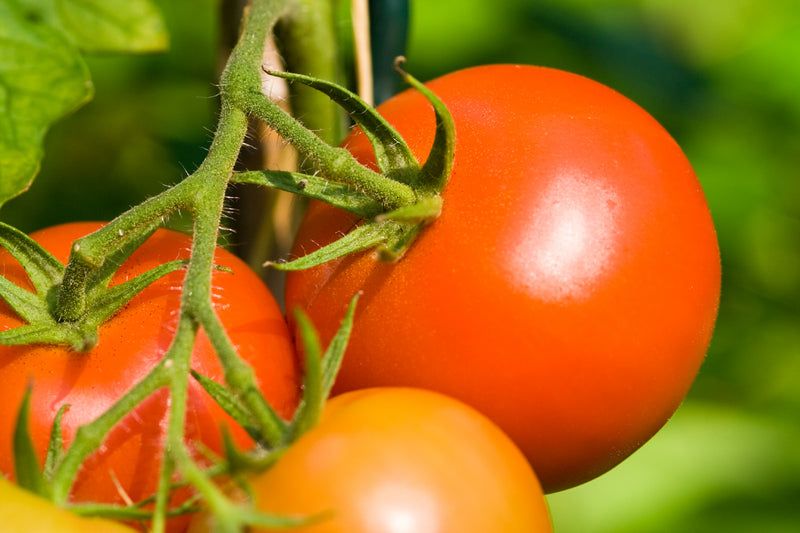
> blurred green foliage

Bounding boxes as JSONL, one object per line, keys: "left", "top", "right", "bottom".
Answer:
{"left": 1, "top": 0, "right": 797, "bottom": 530}
{"left": 0, "top": 0, "right": 220, "bottom": 231}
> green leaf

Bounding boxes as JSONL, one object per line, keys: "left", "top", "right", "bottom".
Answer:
{"left": 13, "top": 385, "right": 49, "bottom": 498}
{"left": 16, "top": 0, "right": 168, "bottom": 53}
{"left": 55, "top": 0, "right": 169, "bottom": 53}
{"left": 0, "top": 1, "right": 93, "bottom": 208}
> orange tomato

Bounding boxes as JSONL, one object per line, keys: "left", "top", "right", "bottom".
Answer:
{"left": 191, "top": 387, "right": 553, "bottom": 533}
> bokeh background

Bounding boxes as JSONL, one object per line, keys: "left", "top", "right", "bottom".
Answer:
{"left": 2, "top": 1, "right": 798, "bottom": 531}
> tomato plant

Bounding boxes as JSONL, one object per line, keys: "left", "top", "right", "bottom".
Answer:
{"left": 0, "top": 222, "right": 301, "bottom": 529}
{"left": 188, "top": 387, "right": 553, "bottom": 533}
{"left": 0, "top": 476, "right": 138, "bottom": 533}
{"left": 285, "top": 64, "right": 722, "bottom": 493}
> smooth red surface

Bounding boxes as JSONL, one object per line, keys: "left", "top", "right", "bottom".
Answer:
{"left": 285, "top": 65, "right": 721, "bottom": 492}
{"left": 191, "top": 388, "right": 552, "bottom": 533}
{"left": 0, "top": 222, "right": 300, "bottom": 530}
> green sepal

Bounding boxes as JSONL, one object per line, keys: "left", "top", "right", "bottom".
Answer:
{"left": 268, "top": 220, "right": 405, "bottom": 271}
{"left": 13, "top": 384, "right": 50, "bottom": 498}
{"left": 0, "top": 220, "right": 195, "bottom": 351}
{"left": 0, "top": 222, "right": 64, "bottom": 323}
{"left": 233, "top": 507, "right": 324, "bottom": 530}
{"left": 0, "top": 322, "right": 82, "bottom": 348}
{"left": 43, "top": 404, "right": 69, "bottom": 483}
{"left": 83, "top": 223, "right": 160, "bottom": 286}
{"left": 191, "top": 370, "right": 262, "bottom": 444}
{"left": 265, "top": 68, "right": 420, "bottom": 179}
{"left": 0, "top": 275, "right": 47, "bottom": 325}
{"left": 289, "top": 293, "right": 358, "bottom": 440}
{"left": 394, "top": 58, "right": 456, "bottom": 192}
{"left": 376, "top": 222, "right": 425, "bottom": 263}
{"left": 319, "top": 293, "right": 359, "bottom": 399}
{"left": 375, "top": 195, "right": 442, "bottom": 224}
{"left": 68, "top": 498, "right": 197, "bottom": 521}
{"left": 67, "top": 503, "right": 156, "bottom": 521}
{"left": 85, "top": 258, "right": 188, "bottom": 328}
{"left": 0, "top": 259, "right": 188, "bottom": 351}
{"left": 232, "top": 170, "right": 384, "bottom": 218}
{"left": 219, "top": 426, "right": 283, "bottom": 475}
{"left": 287, "top": 309, "right": 323, "bottom": 439}
{"left": 0, "top": 222, "right": 64, "bottom": 292}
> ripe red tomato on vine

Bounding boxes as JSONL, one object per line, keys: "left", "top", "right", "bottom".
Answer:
{"left": 285, "top": 64, "right": 721, "bottom": 492}
{"left": 0, "top": 222, "right": 301, "bottom": 531}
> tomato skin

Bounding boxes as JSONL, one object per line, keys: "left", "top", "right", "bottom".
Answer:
{"left": 189, "top": 387, "right": 553, "bottom": 533}
{"left": 0, "top": 222, "right": 301, "bottom": 531}
{"left": 0, "top": 477, "right": 138, "bottom": 532}
{"left": 285, "top": 65, "right": 721, "bottom": 492}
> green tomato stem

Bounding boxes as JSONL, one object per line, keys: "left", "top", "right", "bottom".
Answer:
{"left": 49, "top": 359, "right": 172, "bottom": 505}
{"left": 42, "top": 0, "right": 395, "bottom": 520}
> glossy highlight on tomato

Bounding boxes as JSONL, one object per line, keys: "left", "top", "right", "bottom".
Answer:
{"left": 285, "top": 64, "right": 721, "bottom": 492}
{"left": 189, "top": 387, "right": 553, "bottom": 533}
{"left": 0, "top": 222, "right": 301, "bottom": 530}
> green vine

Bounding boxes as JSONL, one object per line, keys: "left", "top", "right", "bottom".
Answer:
{"left": 0, "top": 0, "right": 455, "bottom": 531}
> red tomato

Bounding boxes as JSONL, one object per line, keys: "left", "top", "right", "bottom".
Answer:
{"left": 189, "top": 387, "right": 553, "bottom": 533}
{"left": 0, "top": 222, "right": 300, "bottom": 531}
{"left": 285, "top": 64, "right": 721, "bottom": 492}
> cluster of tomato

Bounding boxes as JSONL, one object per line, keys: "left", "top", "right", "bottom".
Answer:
{"left": 0, "top": 65, "right": 720, "bottom": 532}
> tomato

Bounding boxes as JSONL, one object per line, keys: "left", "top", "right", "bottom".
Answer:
{"left": 0, "top": 222, "right": 300, "bottom": 531}
{"left": 188, "top": 387, "right": 553, "bottom": 533}
{"left": 285, "top": 64, "right": 721, "bottom": 492}
{"left": 0, "top": 476, "right": 138, "bottom": 532}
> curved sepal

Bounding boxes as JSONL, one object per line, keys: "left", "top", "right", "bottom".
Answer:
{"left": 0, "top": 321, "right": 85, "bottom": 348}
{"left": 43, "top": 405, "right": 69, "bottom": 483}
{"left": 232, "top": 170, "right": 384, "bottom": 218}
{"left": 394, "top": 58, "right": 456, "bottom": 192}
{"left": 86, "top": 259, "right": 188, "bottom": 330}
{"left": 83, "top": 221, "right": 162, "bottom": 294}
{"left": 267, "top": 220, "right": 403, "bottom": 271}
{"left": 375, "top": 195, "right": 442, "bottom": 224}
{"left": 289, "top": 293, "right": 358, "bottom": 441}
{"left": 191, "top": 370, "right": 262, "bottom": 445}
{"left": 264, "top": 68, "right": 420, "bottom": 180}
{"left": 0, "top": 274, "right": 48, "bottom": 324}
{"left": 13, "top": 385, "right": 49, "bottom": 498}
{"left": 0, "top": 222, "right": 64, "bottom": 297}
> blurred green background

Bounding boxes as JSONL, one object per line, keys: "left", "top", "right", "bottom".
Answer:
{"left": 2, "top": 0, "right": 798, "bottom": 530}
